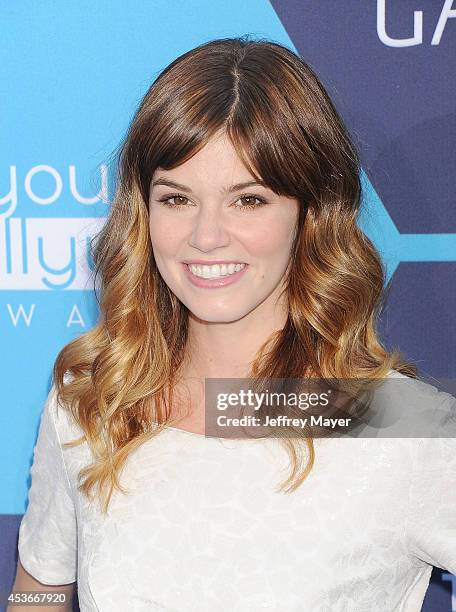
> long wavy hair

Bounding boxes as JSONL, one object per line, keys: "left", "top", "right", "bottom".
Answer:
{"left": 53, "top": 35, "right": 417, "bottom": 514}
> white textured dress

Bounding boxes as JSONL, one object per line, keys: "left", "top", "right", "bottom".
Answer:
{"left": 18, "top": 371, "right": 456, "bottom": 611}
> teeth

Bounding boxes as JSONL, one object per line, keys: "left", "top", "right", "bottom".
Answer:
{"left": 187, "top": 263, "right": 246, "bottom": 279}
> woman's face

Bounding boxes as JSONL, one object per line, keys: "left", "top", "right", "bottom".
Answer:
{"left": 148, "top": 132, "right": 299, "bottom": 323}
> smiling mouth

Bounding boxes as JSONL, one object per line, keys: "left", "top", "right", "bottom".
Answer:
{"left": 186, "top": 262, "right": 246, "bottom": 279}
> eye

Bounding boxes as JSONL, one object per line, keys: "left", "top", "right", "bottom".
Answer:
{"left": 156, "top": 193, "right": 189, "bottom": 207}
{"left": 155, "top": 193, "right": 268, "bottom": 210}
{"left": 234, "top": 194, "right": 268, "bottom": 211}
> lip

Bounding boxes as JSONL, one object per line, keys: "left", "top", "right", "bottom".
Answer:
{"left": 182, "top": 262, "right": 248, "bottom": 288}
{"left": 182, "top": 259, "right": 246, "bottom": 265}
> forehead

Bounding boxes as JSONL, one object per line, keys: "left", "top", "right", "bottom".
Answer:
{"left": 152, "top": 133, "right": 261, "bottom": 189}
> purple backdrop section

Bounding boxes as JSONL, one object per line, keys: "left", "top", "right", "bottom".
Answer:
{"left": 270, "top": 0, "right": 456, "bottom": 233}
{"left": 270, "top": 0, "right": 456, "bottom": 379}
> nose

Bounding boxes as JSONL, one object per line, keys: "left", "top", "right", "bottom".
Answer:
{"left": 188, "top": 205, "right": 231, "bottom": 252}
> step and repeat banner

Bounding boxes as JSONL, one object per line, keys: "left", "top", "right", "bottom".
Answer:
{"left": 1, "top": 2, "right": 455, "bottom": 610}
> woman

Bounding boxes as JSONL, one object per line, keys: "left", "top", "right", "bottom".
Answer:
{"left": 11, "top": 36, "right": 456, "bottom": 611}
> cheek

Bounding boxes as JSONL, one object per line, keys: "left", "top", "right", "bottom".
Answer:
{"left": 240, "top": 222, "right": 295, "bottom": 258}
{"left": 149, "top": 215, "right": 184, "bottom": 256}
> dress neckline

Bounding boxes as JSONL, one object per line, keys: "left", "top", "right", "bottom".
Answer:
{"left": 163, "top": 424, "right": 271, "bottom": 442}
{"left": 166, "top": 425, "right": 207, "bottom": 437}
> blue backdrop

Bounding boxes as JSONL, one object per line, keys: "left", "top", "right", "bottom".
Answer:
{"left": 1, "top": 1, "right": 455, "bottom": 610}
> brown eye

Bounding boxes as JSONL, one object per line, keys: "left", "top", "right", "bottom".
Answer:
{"left": 157, "top": 194, "right": 188, "bottom": 207}
{"left": 235, "top": 194, "right": 268, "bottom": 210}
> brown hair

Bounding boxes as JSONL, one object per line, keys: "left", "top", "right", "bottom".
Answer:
{"left": 53, "top": 35, "right": 417, "bottom": 514}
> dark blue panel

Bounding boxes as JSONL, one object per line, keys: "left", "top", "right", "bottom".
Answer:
{"left": 269, "top": 0, "right": 456, "bottom": 233}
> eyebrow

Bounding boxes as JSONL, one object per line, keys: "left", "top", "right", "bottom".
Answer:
{"left": 151, "top": 177, "right": 268, "bottom": 194}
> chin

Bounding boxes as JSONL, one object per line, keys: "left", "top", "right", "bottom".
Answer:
{"left": 186, "top": 303, "right": 255, "bottom": 324}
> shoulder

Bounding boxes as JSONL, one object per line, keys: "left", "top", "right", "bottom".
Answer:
{"left": 45, "top": 373, "right": 86, "bottom": 447}
{"left": 42, "top": 374, "right": 96, "bottom": 491}
{"left": 359, "top": 369, "right": 456, "bottom": 438}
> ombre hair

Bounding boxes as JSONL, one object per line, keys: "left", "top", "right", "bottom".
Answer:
{"left": 53, "top": 35, "right": 417, "bottom": 514}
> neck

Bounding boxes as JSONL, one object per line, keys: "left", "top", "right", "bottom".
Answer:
{"left": 182, "top": 297, "right": 288, "bottom": 381}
